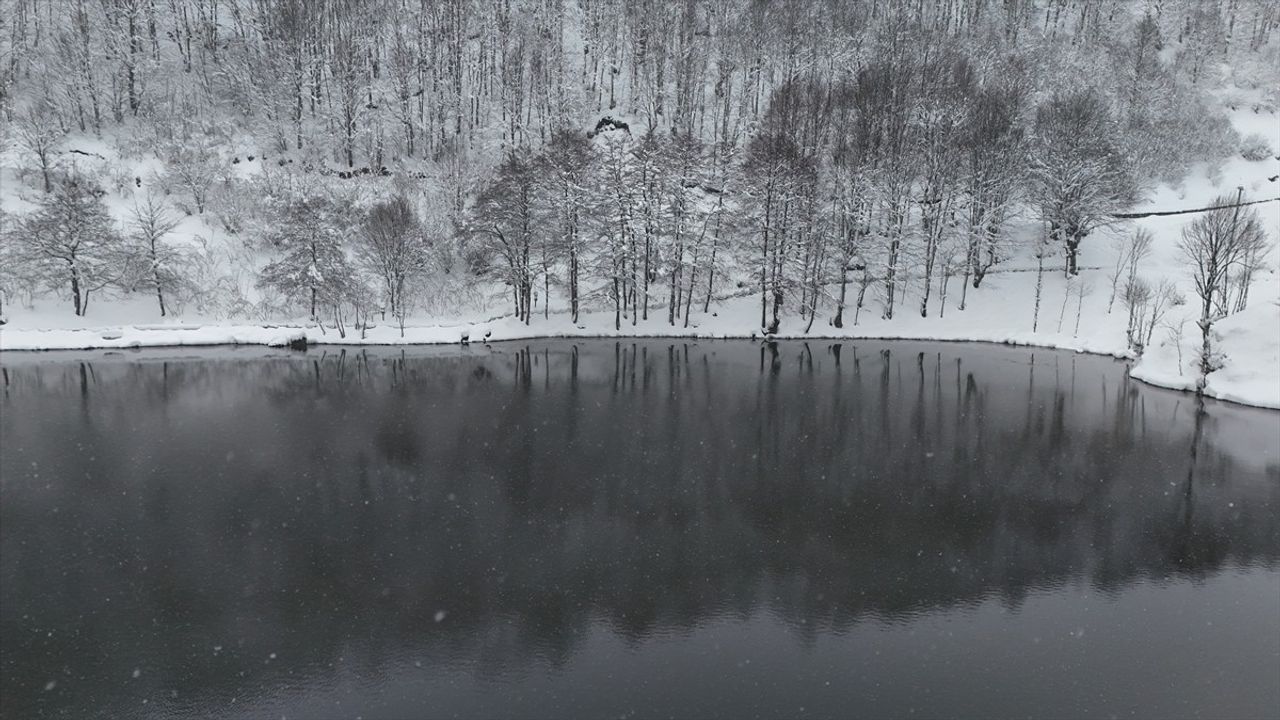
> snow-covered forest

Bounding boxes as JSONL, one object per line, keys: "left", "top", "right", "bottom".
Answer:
{"left": 1, "top": 0, "right": 1278, "bottom": 402}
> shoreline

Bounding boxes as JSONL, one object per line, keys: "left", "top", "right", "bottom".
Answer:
{"left": 4, "top": 318, "right": 1274, "bottom": 411}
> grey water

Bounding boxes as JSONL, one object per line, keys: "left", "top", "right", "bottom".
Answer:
{"left": 1, "top": 340, "right": 1277, "bottom": 719}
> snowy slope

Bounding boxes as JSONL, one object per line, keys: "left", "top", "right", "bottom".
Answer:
{"left": 2, "top": 98, "right": 1278, "bottom": 409}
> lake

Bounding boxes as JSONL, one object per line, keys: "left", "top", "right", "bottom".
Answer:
{"left": 1, "top": 340, "right": 1277, "bottom": 719}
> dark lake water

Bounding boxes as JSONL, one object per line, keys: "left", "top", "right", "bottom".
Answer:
{"left": 1, "top": 340, "right": 1278, "bottom": 719}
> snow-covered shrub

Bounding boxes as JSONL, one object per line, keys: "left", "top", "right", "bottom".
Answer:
{"left": 1239, "top": 133, "right": 1274, "bottom": 161}
{"left": 161, "top": 142, "right": 219, "bottom": 215}
{"left": 105, "top": 160, "right": 137, "bottom": 196}
{"left": 1123, "top": 84, "right": 1238, "bottom": 187}
{"left": 208, "top": 177, "right": 259, "bottom": 236}
{"left": 0, "top": 208, "right": 38, "bottom": 314}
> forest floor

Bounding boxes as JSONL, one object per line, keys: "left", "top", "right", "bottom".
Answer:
{"left": 2, "top": 103, "right": 1278, "bottom": 409}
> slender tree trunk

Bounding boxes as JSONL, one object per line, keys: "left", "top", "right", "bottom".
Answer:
{"left": 834, "top": 256, "right": 849, "bottom": 328}
{"left": 760, "top": 189, "right": 771, "bottom": 330}
{"left": 69, "top": 261, "right": 82, "bottom": 316}
{"left": 703, "top": 203, "right": 724, "bottom": 313}
{"left": 569, "top": 239, "right": 579, "bottom": 323}
{"left": 883, "top": 200, "right": 902, "bottom": 319}
{"left": 147, "top": 240, "right": 166, "bottom": 316}
{"left": 919, "top": 202, "right": 940, "bottom": 318}
{"left": 643, "top": 226, "right": 652, "bottom": 322}
{"left": 613, "top": 274, "right": 621, "bottom": 330}
{"left": 1032, "top": 249, "right": 1045, "bottom": 331}
{"left": 154, "top": 273, "right": 166, "bottom": 316}
{"left": 1197, "top": 317, "right": 1212, "bottom": 392}
{"left": 683, "top": 263, "right": 697, "bottom": 329}
{"left": 854, "top": 274, "right": 869, "bottom": 326}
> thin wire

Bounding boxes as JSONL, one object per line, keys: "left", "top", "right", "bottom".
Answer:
{"left": 1112, "top": 195, "right": 1280, "bottom": 219}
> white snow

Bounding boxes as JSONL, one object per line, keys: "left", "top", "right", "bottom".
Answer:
{"left": 1131, "top": 300, "right": 1280, "bottom": 408}
{"left": 2, "top": 97, "right": 1278, "bottom": 410}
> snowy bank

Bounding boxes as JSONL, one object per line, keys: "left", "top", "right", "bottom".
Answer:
{"left": 5, "top": 286, "right": 1277, "bottom": 410}
{"left": 1131, "top": 301, "right": 1280, "bottom": 409}
{"left": 0, "top": 323, "right": 309, "bottom": 352}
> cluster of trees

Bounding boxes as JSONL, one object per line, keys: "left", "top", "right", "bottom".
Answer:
{"left": 471, "top": 128, "right": 725, "bottom": 330}
{"left": 0, "top": 170, "right": 447, "bottom": 335}
{"left": 256, "top": 191, "right": 444, "bottom": 336}
{"left": 0, "top": 175, "right": 196, "bottom": 318}
{"left": 1, "top": 0, "right": 1275, "bottom": 336}
{"left": 461, "top": 11, "right": 1248, "bottom": 335}
{"left": 4, "top": 0, "right": 1272, "bottom": 165}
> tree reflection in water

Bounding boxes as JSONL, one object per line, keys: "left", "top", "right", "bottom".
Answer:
{"left": 1, "top": 340, "right": 1277, "bottom": 718}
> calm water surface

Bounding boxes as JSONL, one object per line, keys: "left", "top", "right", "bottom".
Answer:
{"left": 1, "top": 340, "right": 1278, "bottom": 719}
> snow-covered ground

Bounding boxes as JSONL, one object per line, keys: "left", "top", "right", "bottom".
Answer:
{"left": 4, "top": 264, "right": 1277, "bottom": 408}
{"left": 1129, "top": 300, "right": 1280, "bottom": 408}
{"left": 3, "top": 101, "right": 1278, "bottom": 410}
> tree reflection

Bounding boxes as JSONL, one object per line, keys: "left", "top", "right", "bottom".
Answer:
{"left": 1, "top": 341, "right": 1277, "bottom": 718}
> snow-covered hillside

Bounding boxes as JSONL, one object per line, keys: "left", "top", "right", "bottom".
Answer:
{"left": 5, "top": 107, "right": 1277, "bottom": 407}
{"left": 2, "top": 1, "right": 1278, "bottom": 409}
{"left": 2, "top": 100, "right": 1277, "bottom": 407}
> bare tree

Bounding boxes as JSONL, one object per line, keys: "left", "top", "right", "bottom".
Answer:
{"left": 1143, "top": 279, "right": 1183, "bottom": 349}
{"left": 1229, "top": 218, "right": 1273, "bottom": 313}
{"left": 1163, "top": 318, "right": 1188, "bottom": 376}
{"left": 1057, "top": 277, "right": 1074, "bottom": 333}
{"left": 474, "top": 152, "right": 538, "bottom": 324}
{"left": 743, "top": 131, "right": 807, "bottom": 334}
{"left": 537, "top": 130, "right": 594, "bottom": 324}
{"left": 588, "top": 127, "right": 640, "bottom": 331}
{"left": 961, "top": 81, "right": 1026, "bottom": 296}
{"left": 1107, "top": 228, "right": 1154, "bottom": 314}
{"left": 16, "top": 100, "right": 66, "bottom": 193}
{"left": 1121, "top": 276, "right": 1153, "bottom": 352}
{"left": 0, "top": 207, "right": 32, "bottom": 319}
{"left": 357, "top": 196, "right": 433, "bottom": 335}
{"left": 258, "top": 194, "right": 358, "bottom": 323}
{"left": 12, "top": 173, "right": 125, "bottom": 315}
{"left": 1030, "top": 90, "right": 1135, "bottom": 275}
{"left": 914, "top": 51, "right": 972, "bottom": 317}
{"left": 327, "top": 0, "right": 375, "bottom": 168}
{"left": 1072, "top": 278, "right": 1094, "bottom": 337}
{"left": 163, "top": 142, "right": 217, "bottom": 215}
{"left": 1031, "top": 228, "right": 1053, "bottom": 332}
{"left": 127, "top": 191, "right": 186, "bottom": 316}
{"left": 1177, "top": 196, "right": 1267, "bottom": 388}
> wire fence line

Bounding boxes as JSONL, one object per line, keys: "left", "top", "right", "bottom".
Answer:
{"left": 1111, "top": 195, "right": 1279, "bottom": 219}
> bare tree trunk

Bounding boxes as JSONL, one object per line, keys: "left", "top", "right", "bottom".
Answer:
{"left": 759, "top": 189, "right": 771, "bottom": 329}
{"left": 569, "top": 242, "right": 579, "bottom": 323}
{"left": 833, "top": 263, "right": 848, "bottom": 329}
{"left": 883, "top": 200, "right": 903, "bottom": 319}
{"left": 154, "top": 270, "right": 166, "bottom": 316}
{"left": 1065, "top": 232, "right": 1081, "bottom": 275}
{"left": 1197, "top": 317, "right": 1212, "bottom": 392}
{"left": 69, "top": 260, "right": 83, "bottom": 316}
{"left": 703, "top": 201, "right": 724, "bottom": 313}
{"left": 1032, "top": 249, "right": 1045, "bottom": 332}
